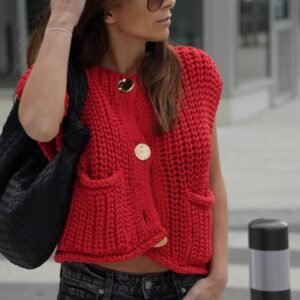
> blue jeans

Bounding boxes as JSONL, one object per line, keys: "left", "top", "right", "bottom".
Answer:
{"left": 57, "top": 262, "right": 208, "bottom": 300}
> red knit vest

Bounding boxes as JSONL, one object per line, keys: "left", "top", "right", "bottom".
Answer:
{"left": 16, "top": 45, "right": 223, "bottom": 275}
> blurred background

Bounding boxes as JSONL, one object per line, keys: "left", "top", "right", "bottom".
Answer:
{"left": 0, "top": 0, "right": 299, "bottom": 299}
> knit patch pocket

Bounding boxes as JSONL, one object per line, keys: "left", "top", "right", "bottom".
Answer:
{"left": 61, "top": 169, "right": 135, "bottom": 255}
{"left": 185, "top": 189, "right": 216, "bottom": 265}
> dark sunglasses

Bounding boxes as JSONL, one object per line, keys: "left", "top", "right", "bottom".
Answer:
{"left": 147, "top": 0, "right": 165, "bottom": 12}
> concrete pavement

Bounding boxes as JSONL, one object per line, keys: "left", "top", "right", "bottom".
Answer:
{"left": 218, "top": 96, "right": 300, "bottom": 211}
{"left": 217, "top": 95, "right": 300, "bottom": 231}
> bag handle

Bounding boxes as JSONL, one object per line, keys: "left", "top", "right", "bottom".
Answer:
{"left": 61, "top": 59, "right": 90, "bottom": 152}
{"left": 66, "top": 59, "right": 88, "bottom": 118}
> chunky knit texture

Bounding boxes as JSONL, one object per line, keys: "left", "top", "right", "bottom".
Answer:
{"left": 15, "top": 45, "right": 223, "bottom": 275}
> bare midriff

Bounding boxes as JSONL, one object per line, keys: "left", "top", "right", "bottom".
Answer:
{"left": 92, "top": 236, "right": 169, "bottom": 274}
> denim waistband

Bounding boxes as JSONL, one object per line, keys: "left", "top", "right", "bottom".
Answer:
{"left": 60, "top": 262, "right": 207, "bottom": 299}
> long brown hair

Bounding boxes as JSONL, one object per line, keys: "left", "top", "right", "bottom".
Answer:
{"left": 21, "top": 0, "right": 184, "bottom": 134}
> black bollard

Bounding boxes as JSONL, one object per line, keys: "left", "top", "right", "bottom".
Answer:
{"left": 248, "top": 218, "right": 291, "bottom": 300}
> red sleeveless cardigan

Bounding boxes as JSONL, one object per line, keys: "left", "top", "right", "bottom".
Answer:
{"left": 15, "top": 45, "right": 223, "bottom": 275}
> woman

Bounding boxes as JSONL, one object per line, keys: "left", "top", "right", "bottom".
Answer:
{"left": 15, "top": 0, "right": 228, "bottom": 299}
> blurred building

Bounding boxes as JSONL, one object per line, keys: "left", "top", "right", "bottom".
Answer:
{"left": 0, "top": 0, "right": 299, "bottom": 124}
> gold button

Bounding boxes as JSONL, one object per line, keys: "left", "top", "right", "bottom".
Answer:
{"left": 134, "top": 143, "right": 151, "bottom": 160}
{"left": 118, "top": 78, "right": 135, "bottom": 92}
{"left": 153, "top": 236, "right": 168, "bottom": 248}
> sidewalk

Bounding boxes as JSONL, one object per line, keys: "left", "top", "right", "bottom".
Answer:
{"left": 217, "top": 97, "right": 300, "bottom": 211}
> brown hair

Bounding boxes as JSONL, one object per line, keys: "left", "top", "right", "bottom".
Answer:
{"left": 19, "top": 0, "right": 184, "bottom": 134}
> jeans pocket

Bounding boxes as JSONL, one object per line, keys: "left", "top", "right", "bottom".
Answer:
{"left": 179, "top": 274, "right": 207, "bottom": 299}
{"left": 57, "top": 281, "right": 85, "bottom": 300}
{"left": 57, "top": 276, "right": 100, "bottom": 300}
{"left": 109, "top": 290, "right": 139, "bottom": 300}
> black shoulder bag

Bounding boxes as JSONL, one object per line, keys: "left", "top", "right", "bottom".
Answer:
{"left": 0, "top": 60, "right": 90, "bottom": 269}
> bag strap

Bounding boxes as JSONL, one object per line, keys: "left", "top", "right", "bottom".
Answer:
{"left": 60, "top": 59, "right": 90, "bottom": 152}
{"left": 66, "top": 59, "right": 88, "bottom": 118}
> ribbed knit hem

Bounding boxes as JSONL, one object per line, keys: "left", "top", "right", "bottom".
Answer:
{"left": 54, "top": 231, "right": 209, "bottom": 275}
{"left": 54, "top": 228, "right": 168, "bottom": 264}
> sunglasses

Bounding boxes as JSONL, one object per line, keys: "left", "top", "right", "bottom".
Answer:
{"left": 147, "top": 0, "right": 165, "bottom": 12}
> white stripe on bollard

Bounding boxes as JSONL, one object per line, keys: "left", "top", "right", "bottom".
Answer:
{"left": 250, "top": 249, "right": 291, "bottom": 291}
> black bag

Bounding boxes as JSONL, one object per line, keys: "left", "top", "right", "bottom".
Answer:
{"left": 0, "top": 60, "right": 90, "bottom": 269}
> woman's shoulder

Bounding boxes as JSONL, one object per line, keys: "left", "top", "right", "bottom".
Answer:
{"left": 173, "top": 44, "right": 222, "bottom": 87}
{"left": 173, "top": 45, "right": 219, "bottom": 72}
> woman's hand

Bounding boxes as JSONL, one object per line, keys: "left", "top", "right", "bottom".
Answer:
{"left": 182, "top": 273, "right": 228, "bottom": 300}
{"left": 49, "top": 0, "right": 87, "bottom": 31}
